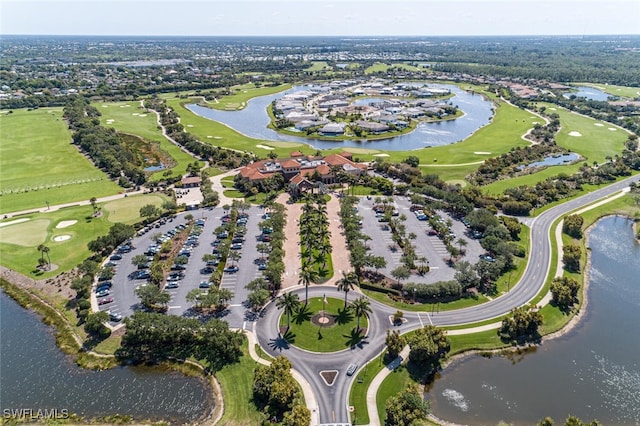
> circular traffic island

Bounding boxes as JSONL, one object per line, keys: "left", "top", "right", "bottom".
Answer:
{"left": 278, "top": 296, "right": 368, "bottom": 353}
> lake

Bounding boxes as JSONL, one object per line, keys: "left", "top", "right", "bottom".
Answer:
{"left": 0, "top": 290, "right": 214, "bottom": 424}
{"left": 427, "top": 216, "right": 640, "bottom": 425}
{"left": 186, "top": 84, "right": 495, "bottom": 151}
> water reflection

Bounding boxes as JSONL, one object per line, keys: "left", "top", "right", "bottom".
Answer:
{"left": 427, "top": 216, "right": 640, "bottom": 425}
{"left": 0, "top": 292, "right": 213, "bottom": 424}
{"left": 186, "top": 84, "right": 494, "bottom": 151}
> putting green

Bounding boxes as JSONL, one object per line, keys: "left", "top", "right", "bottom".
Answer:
{"left": 0, "top": 219, "right": 50, "bottom": 246}
{"left": 279, "top": 297, "right": 368, "bottom": 353}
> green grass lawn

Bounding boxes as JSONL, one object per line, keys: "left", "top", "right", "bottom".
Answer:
{"left": 202, "top": 83, "right": 291, "bottom": 111}
{"left": 102, "top": 194, "right": 168, "bottom": 223}
{"left": 95, "top": 101, "right": 195, "bottom": 181}
{"left": 0, "top": 108, "right": 120, "bottom": 214}
{"left": 349, "top": 351, "right": 386, "bottom": 425}
{"left": 306, "top": 61, "right": 331, "bottom": 71}
{"left": 365, "top": 62, "right": 420, "bottom": 74}
{"left": 279, "top": 297, "right": 368, "bottom": 352}
{"left": 0, "top": 194, "right": 166, "bottom": 277}
{"left": 215, "top": 339, "right": 264, "bottom": 426}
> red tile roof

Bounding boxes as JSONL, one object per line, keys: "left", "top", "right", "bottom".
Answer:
{"left": 280, "top": 159, "right": 301, "bottom": 169}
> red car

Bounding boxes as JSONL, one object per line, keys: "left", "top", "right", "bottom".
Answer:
{"left": 98, "top": 297, "right": 114, "bottom": 305}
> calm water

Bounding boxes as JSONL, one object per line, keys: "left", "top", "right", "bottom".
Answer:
{"left": 519, "top": 152, "right": 580, "bottom": 169}
{"left": 186, "top": 84, "right": 494, "bottom": 151}
{"left": 563, "top": 86, "right": 611, "bottom": 102}
{"left": 0, "top": 291, "right": 213, "bottom": 424}
{"left": 427, "top": 216, "right": 640, "bottom": 425}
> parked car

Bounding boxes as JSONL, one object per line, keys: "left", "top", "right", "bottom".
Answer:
{"left": 199, "top": 281, "right": 211, "bottom": 289}
{"left": 230, "top": 243, "right": 243, "bottom": 250}
{"left": 223, "top": 265, "right": 239, "bottom": 273}
{"left": 258, "top": 263, "right": 267, "bottom": 270}
{"left": 98, "top": 297, "right": 113, "bottom": 305}
{"left": 110, "top": 254, "right": 123, "bottom": 261}
{"left": 96, "top": 289, "right": 110, "bottom": 298}
{"left": 165, "top": 281, "right": 179, "bottom": 289}
{"left": 108, "top": 312, "right": 123, "bottom": 322}
{"left": 134, "top": 271, "right": 150, "bottom": 280}
{"left": 168, "top": 272, "right": 184, "bottom": 280}
{"left": 201, "top": 266, "right": 216, "bottom": 274}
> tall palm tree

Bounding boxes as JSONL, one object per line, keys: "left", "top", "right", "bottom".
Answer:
{"left": 336, "top": 271, "right": 358, "bottom": 308}
{"left": 351, "top": 296, "right": 372, "bottom": 332}
{"left": 298, "top": 264, "right": 318, "bottom": 304}
{"left": 276, "top": 292, "right": 300, "bottom": 331}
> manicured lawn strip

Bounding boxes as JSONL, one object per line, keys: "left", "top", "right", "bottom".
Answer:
{"left": 215, "top": 340, "right": 264, "bottom": 426}
{"left": 300, "top": 244, "right": 334, "bottom": 282}
{"left": 223, "top": 189, "right": 244, "bottom": 198}
{"left": 349, "top": 351, "right": 385, "bottom": 425}
{"left": 495, "top": 224, "right": 530, "bottom": 295}
{"left": 95, "top": 101, "right": 196, "bottom": 181}
{"left": 278, "top": 297, "right": 367, "bottom": 353}
{"left": 364, "top": 62, "right": 420, "bottom": 74}
{"left": 574, "top": 83, "right": 640, "bottom": 99}
{"left": 483, "top": 163, "right": 581, "bottom": 195}
{"left": 376, "top": 365, "right": 412, "bottom": 423}
{"left": 448, "top": 329, "right": 507, "bottom": 355}
{"left": 0, "top": 108, "right": 120, "bottom": 214}
{"left": 362, "top": 289, "right": 489, "bottom": 312}
{"left": 220, "top": 177, "right": 235, "bottom": 188}
{"left": 418, "top": 164, "right": 479, "bottom": 183}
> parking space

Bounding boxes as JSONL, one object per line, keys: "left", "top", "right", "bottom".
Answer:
{"left": 357, "top": 196, "right": 485, "bottom": 284}
{"left": 95, "top": 205, "right": 272, "bottom": 329}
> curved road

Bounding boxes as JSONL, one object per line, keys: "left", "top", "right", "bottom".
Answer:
{"left": 255, "top": 174, "right": 640, "bottom": 424}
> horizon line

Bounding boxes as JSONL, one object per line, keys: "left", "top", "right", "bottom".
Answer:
{"left": 3, "top": 33, "right": 640, "bottom": 38}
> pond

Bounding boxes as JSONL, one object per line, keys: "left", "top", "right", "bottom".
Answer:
{"left": 426, "top": 216, "right": 640, "bottom": 425}
{"left": 186, "top": 83, "right": 495, "bottom": 151}
{"left": 563, "top": 86, "right": 611, "bottom": 102}
{"left": 0, "top": 290, "right": 214, "bottom": 424}
{"left": 518, "top": 152, "right": 580, "bottom": 169}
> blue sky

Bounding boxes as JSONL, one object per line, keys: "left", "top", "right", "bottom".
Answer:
{"left": 1, "top": 0, "right": 638, "bottom": 36}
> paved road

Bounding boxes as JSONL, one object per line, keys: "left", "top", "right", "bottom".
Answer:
{"left": 256, "top": 174, "right": 640, "bottom": 424}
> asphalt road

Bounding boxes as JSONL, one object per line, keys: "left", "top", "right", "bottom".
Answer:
{"left": 255, "top": 174, "right": 640, "bottom": 425}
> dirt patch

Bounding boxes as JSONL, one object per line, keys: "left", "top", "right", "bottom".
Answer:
{"left": 1, "top": 265, "right": 78, "bottom": 300}
{"left": 319, "top": 370, "right": 338, "bottom": 386}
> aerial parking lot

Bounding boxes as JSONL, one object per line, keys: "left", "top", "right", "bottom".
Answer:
{"left": 356, "top": 196, "right": 485, "bottom": 284}
{"left": 93, "top": 206, "right": 269, "bottom": 329}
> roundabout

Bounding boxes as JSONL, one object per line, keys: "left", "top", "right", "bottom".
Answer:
{"left": 278, "top": 297, "right": 368, "bottom": 353}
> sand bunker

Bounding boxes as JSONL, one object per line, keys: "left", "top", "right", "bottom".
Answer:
{"left": 548, "top": 107, "right": 557, "bottom": 111}
{"left": 373, "top": 153, "right": 390, "bottom": 157}
{"left": 474, "top": 151, "right": 492, "bottom": 155}
{"left": 594, "top": 123, "right": 604, "bottom": 127}
{"left": 568, "top": 131, "right": 582, "bottom": 137}
{"left": 608, "top": 128, "right": 617, "bottom": 131}
{"left": 101, "top": 105, "right": 109, "bottom": 108}
{"left": 206, "top": 135, "right": 213, "bottom": 138}
{"left": 0, "top": 218, "right": 30, "bottom": 228}
{"left": 119, "top": 105, "right": 130, "bottom": 108}
{"left": 139, "top": 114, "right": 147, "bottom": 117}
{"left": 187, "top": 124, "right": 194, "bottom": 128}
{"left": 256, "top": 144, "right": 275, "bottom": 150}
{"left": 214, "top": 136, "right": 222, "bottom": 139}
{"left": 56, "top": 220, "right": 77, "bottom": 229}
{"left": 132, "top": 113, "right": 139, "bottom": 116}
{"left": 106, "top": 119, "right": 115, "bottom": 124}
{"left": 53, "top": 235, "right": 71, "bottom": 242}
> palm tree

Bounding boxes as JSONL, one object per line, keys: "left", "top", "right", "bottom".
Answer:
{"left": 298, "top": 264, "right": 318, "bottom": 304}
{"left": 37, "top": 244, "right": 51, "bottom": 269}
{"left": 227, "top": 250, "right": 241, "bottom": 266}
{"left": 336, "top": 271, "right": 358, "bottom": 308}
{"left": 351, "top": 296, "right": 372, "bottom": 332}
{"left": 276, "top": 292, "right": 300, "bottom": 331}
{"left": 89, "top": 197, "right": 98, "bottom": 216}
{"left": 457, "top": 238, "right": 468, "bottom": 254}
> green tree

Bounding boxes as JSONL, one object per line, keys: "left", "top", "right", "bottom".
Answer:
{"left": 336, "top": 271, "right": 358, "bottom": 308}
{"left": 131, "top": 254, "right": 149, "bottom": 268}
{"left": 550, "top": 276, "right": 581, "bottom": 310}
{"left": 562, "top": 244, "right": 582, "bottom": 272}
{"left": 384, "top": 383, "right": 430, "bottom": 426}
{"left": 84, "top": 311, "right": 111, "bottom": 338}
{"left": 385, "top": 329, "right": 406, "bottom": 359}
{"left": 135, "top": 284, "right": 170, "bottom": 310}
{"left": 408, "top": 325, "right": 450, "bottom": 365}
{"left": 89, "top": 197, "right": 99, "bottom": 217}
{"left": 282, "top": 405, "right": 311, "bottom": 426}
{"left": 563, "top": 214, "right": 584, "bottom": 239}
{"left": 500, "top": 305, "right": 543, "bottom": 342}
{"left": 391, "top": 265, "right": 410, "bottom": 286}
{"left": 298, "top": 264, "right": 318, "bottom": 305}
{"left": 351, "top": 296, "right": 372, "bottom": 332}
{"left": 276, "top": 292, "right": 300, "bottom": 331}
